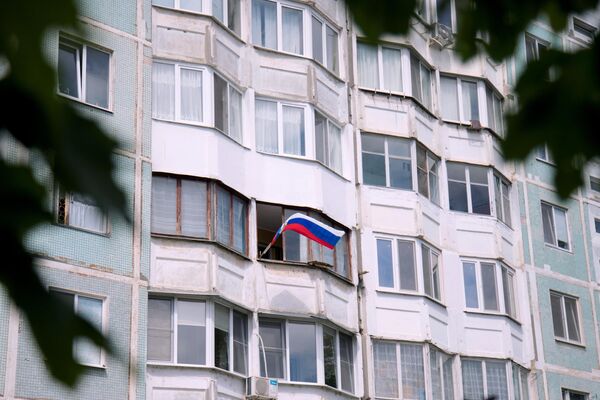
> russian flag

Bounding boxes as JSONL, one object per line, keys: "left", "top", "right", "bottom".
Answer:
{"left": 268, "top": 213, "right": 345, "bottom": 251}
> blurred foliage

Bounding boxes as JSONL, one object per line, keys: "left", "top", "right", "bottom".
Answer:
{"left": 348, "top": 0, "right": 600, "bottom": 198}
{"left": 0, "top": 0, "right": 127, "bottom": 386}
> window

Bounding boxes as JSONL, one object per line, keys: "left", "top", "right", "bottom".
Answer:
{"left": 417, "top": 144, "right": 440, "bottom": 204}
{"left": 376, "top": 238, "right": 417, "bottom": 291}
{"left": 430, "top": 346, "right": 455, "bottom": 400}
{"left": 153, "top": 0, "right": 202, "bottom": 12}
{"left": 357, "top": 42, "right": 409, "bottom": 94}
{"left": 435, "top": 0, "right": 455, "bottom": 30}
{"left": 58, "top": 38, "right": 110, "bottom": 109}
{"left": 440, "top": 75, "right": 480, "bottom": 123}
{"left": 372, "top": 341, "right": 426, "bottom": 399}
{"left": 421, "top": 243, "right": 441, "bottom": 301}
{"left": 213, "top": 0, "right": 241, "bottom": 35}
{"left": 590, "top": 176, "right": 600, "bottom": 193}
{"left": 536, "top": 144, "right": 554, "bottom": 163}
{"left": 50, "top": 289, "right": 104, "bottom": 366}
{"left": 447, "top": 162, "right": 491, "bottom": 215}
{"left": 494, "top": 174, "right": 512, "bottom": 226}
{"left": 461, "top": 359, "right": 509, "bottom": 400}
{"left": 361, "top": 133, "right": 412, "bottom": 189}
{"left": 550, "top": 291, "right": 582, "bottom": 343}
{"left": 512, "top": 364, "right": 529, "bottom": 400}
{"left": 594, "top": 218, "right": 600, "bottom": 234}
{"left": 541, "top": 202, "right": 570, "bottom": 250}
{"left": 259, "top": 319, "right": 354, "bottom": 388}
{"left": 152, "top": 62, "right": 204, "bottom": 123}
{"left": 256, "top": 203, "right": 350, "bottom": 277}
{"left": 462, "top": 261, "right": 517, "bottom": 318}
{"left": 563, "top": 389, "right": 588, "bottom": 400}
{"left": 314, "top": 111, "right": 342, "bottom": 173}
{"left": 416, "top": 0, "right": 429, "bottom": 22}
{"left": 214, "top": 74, "right": 243, "bottom": 143}
{"left": 572, "top": 18, "right": 597, "bottom": 43}
{"left": 255, "top": 99, "right": 306, "bottom": 157}
{"left": 151, "top": 175, "right": 248, "bottom": 254}
{"left": 410, "top": 53, "right": 433, "bottom": 109}
{"left": 56, "top": 189, "right": 109, "bottom": 234}
{"left": 214, "top": 303, "right": 249, "bottom": 374}
{"left": 486, "top": 86, "right": 504, "bottom": 134}
{"left": 312, "top": 16, "right": 339, "bottom": 74}
{"left": 252, "top": 0, "right": 304, "bottom": 55}
{"left": 525, "top": 34, "right": 548, "bottom": 63}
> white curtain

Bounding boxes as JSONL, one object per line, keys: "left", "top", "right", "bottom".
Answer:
{"left": 147, "top": 298, "right": 173, "bottom": 362}
{"left": 180, "top": 68, "right": 202, "bottom": 122}
{"left": 229, "top": 87, "right": 242, "bottom": 143}
{"left": 283, "top": 106, "right": 304, "bottom": 156}
{"left": 357, "top": 42, "right": 378, "bottom": 88}
{"left": 255, "top": 100, "right": 278, "bottom": 153}
{"left": 441, "top": 76, "right": 459, "bottom": 120}
{"left": 462, "top": 80, "right": 479, "bottom": 121}
{"left": 69, "top": 193, "right": 106, "bottom": 233}
{"left": 328, "top": 122, "right": 342, "bottom": 173}
{"left": 382, "top": 47, "right": 402, "bottom": 92}
{"left": 462, "top": 360, "right": 484, "bottom": 400}
{"left": 180, "top": 180, "right": 207, "bottom": 238}
{"left": 314, "top": 112, "right": 326, "bottom": 164}
{"left": 252, "top": 0, "right": 277, "bottom": 49}
{"left": 282, "top": 7, "right": 303, "bottom": 55}
{"left": 373, "top": 341, "right": 398, "bottom": 398}
{"left": 151, "top": 176, "right": 177, "bottom": 234}
{"left": 75, "top": 296, "right": 102, "bottom": 365}
{"left": 554, "top": 207, "right": 569, "bottom": 248}
{"left": 486, "top": 361, "right": 509, "bottom": 400}
{"left": 326, "top": 26, "right": 338, "bottom": 73}
{"left": 487, "top": 87, "right": 496, "bottom": 130}
{"left": 400, "top": 343, "right": 425, "bottom": 399}
{"left": 152, "top": 63, "right": 175, "bottom": 120}
{"left": 541, "top": 203, "right": 556, "bottom": 245}
{"left": 421, "top": 65, "right": 432, "bottom": 109}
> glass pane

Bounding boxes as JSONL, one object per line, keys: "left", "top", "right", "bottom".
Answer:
{"left": 550, "top": 293, "right": 566, "bottom": 338}
{"left": 513, "top": 365, "right": 522, "bottom": 400}
{"left": 252, "top": 0, "right": 277, "bottom": 49}
{"left": 323, "top": 327, "right": 337, "bottom": 388}
{"left": 463, "top": 262, "right": 479, "bottom": 308}
{"left": 400, "top": 343, "right": 425, "bottom": 399}
{"left": 339, "top": 333, "right": 354, "bottom": 392}
{"left": 69, "top": 193, "right": 106, "bottom": 233}
{"left": 410, "top": 54, "right": 422, "bottom": 102}
{"left": 151, "top": 176, "right": 177, "bottom": 234}
{"left": 564, "top": 297, "right": 581, "bottom": 342}
{"left": 432, "top": 253, "right": 440, "bottom": 300}
{"left": 152, "top": 63, "right": 175, "bottom": 120}
{"left": 326, "top": 26, "right": 339, "bottom": 74}
{"left": 486, "top": 361, "right": 509, "bottom": 400}
{"left": 181, "top": 0, "right": 202, "bottom": 12}
{"left": 443, "top": 355, "right": 455, "bottom": 400}
{"left": 148, "top": 298, "right": 172, "bottom": 361}
{"left": 436, "top": 0, "right": 452, "bottom": 27}
{"left": 382, "top": 47, "right": 402, "bottom": 92}
{"left": 441, "top": 76, "right": 459, "bottom": 120}
{"left": 216, "top": 186, "right": 231, "bottom": 246}
{"left": 428, "top": 155, "right": 439, "bottom": 204}
{"left": 554, "top": 208, "right": 569, "bottom": 249}
{"left": 177, "top": 300, "right": 206, "bottom": 365}
{"left": 525, "top": 36, "right": 537, "bottom": 63}
{"left": 448, "top": 181, "right": 468, "bottom": 212}
{"left": 471, "top": 183, "right": 491, "bottom": 215}
{"left": 181, "top": 180, "right": 207, "bottom": 238}
{"left": 314, "top": 111, "right": 327, "bottom": 164}
{"left": 85, "top": 47, "right": 110, "bottom": 108}
{"left": 461, "top": 80, "right": 479, "bottom": 122}
{"left": 357, "top": 42, "right": 379, "bottom": 88}
{"left": 487, "top": 87, "right": 496, "bottom": 131}
{"left": 283, "top": 209, "right": 307, "bottom": 262}
{"left": 388, "top": 137, "right": 411, "bottom": 157}
{"left": 362, "top": 153, "right": 386, "bottom": 186}
{"left": 259, "top": 320, "right": 285, "bottom": 378}
{"left": 361, "top": 133, "right": 385, "bottom": 153}
{"left": 214, "top": 304, "right": 230, "bottom": 370}
{"left": 447, "top": 162, "right": 466, "bottom": 181}
{"left": 213, "top": 0, "right": 224, "bottom": 22}
{"left": 422, "top": 244, "right": 432, "bottom": 297}
{"left": 227, "top": 0, "right": 241, "bottom": 34}
{"left": 58, "top": 44, "right": 80, "bottom": 98}
{"left": 312, "top": 17, "right": 323, "bottom": 64}
{"left": 398, "top": 240, "right": 417, "bottom": 291}
{"left": 462, "top": 359, "right": 484, "bottom": 400}
{"left": 229, "top": 87, "right": 242, "bottom": 142}
{"left": 541, "top": 203, "right": 556, "bottom": 245}
{"left": 282, "top": 7, "right": 303, "bottom": 55}
{"left": 502, "top": 268, "right": 515, "bottom": 317}
{"left": 255, "top": 99, "right": 278, "bottom": 153}
{"left": 180, "top": 68, "right": 203, "bottom": 122}
{"left": 421, "top": 64, "right": 432, "bottom": 109}
{"left": 282, "top": 106, "right": 305, "bottom": 156}
{"left": 417, "top": 146, "right": 428, "bottom": 197}
{"left": 389, "top": 158, "right": 412, "bottom": 189}
{"left": 373, "top": 341, "right": 398, "bottom": 398}
{"left": 482, "top": 263, "right": 499, "bottom": 311}
{"left": 233, "top": 194, "right": 247, "bottom": 254}
{"left": 377, "top": 239, "right": 394, "bottom": 288}
{"left": 430, "top": 349, "right": 442, "bottom": 400}
{"left": 289, "top": 323, "right": 317, "bottom": 382}
{"left": 233, "top": 311, "right": 248, "bottom": 374}
{"left": 214, "top": 74, "right": 228, "bottom": 131}
{"left": 328, "top": 122, "right": 342, "bottom": 173}
{"left": 495, "top": 176, "right": 503, "bottom": 221}
{"left": 75, "top": 296, "right": 103, "bottom": 365}
{"left": 469, "top": 165, "right": 488, "bottom": 184}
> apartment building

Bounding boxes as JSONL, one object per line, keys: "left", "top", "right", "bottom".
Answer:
{"left": 0, "top": 0, "right": 598, "bottom": 399}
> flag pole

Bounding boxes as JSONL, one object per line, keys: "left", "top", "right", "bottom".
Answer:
{"left": 259, "top": 221, "right": 286, "bottom": 258}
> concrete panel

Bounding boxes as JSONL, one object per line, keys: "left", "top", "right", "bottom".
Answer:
{"left": 376, "top": 307, "right": 422, "bottom": 338}
{"left": 152, "top": 388, "right": 208, "bottom": 400}
{"left": 370, "top": 203, "right": 416, "bottom": 235}
{"left": 257, "top": 65, "right": 308, "bottom": 98}
{"left": 362, "top": 105, "right": 408, "bottom": 134}
{"left": 154, "top": 26, "right": 206, "bottom": 62}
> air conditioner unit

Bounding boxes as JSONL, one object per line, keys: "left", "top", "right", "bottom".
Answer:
{"left": 429, "top": 23, "right": 454, "bottom": 48}
{"left": 246, "top": 377, "right": 278, "bottom": 400}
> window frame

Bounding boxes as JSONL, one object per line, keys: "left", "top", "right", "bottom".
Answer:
{"left": 410, "top": 52, "right": 434, "bottom": 111}
{"left": 494, "top": 173, "right": 512, "bottom": 227}
{"left": 213, "top": 71, "right": 244, "bottom": 143}
{"left": 446, "top": 162, "right": 493, "bottom": 216}
{"left": 356, "top": 41, "right": 408, "bottom": 95}
{"left": 485, "top": 85, "right": 504, "bottom": 135}
{"left": 152, "top": 61, "right": 209, "bottom": 125}
{"left": 375, "top": 236, "right": 418, "bottom": 293}
{"left": 589, "top": 176, "right": 600, "bottom": 194}
{"left": 525, "top": 34, "right": 549, "bottom": 63}
{"left": 439, "top": 74, "right": 483, "bottom": 125}
{"left": 55, "top": 187, "right": 110, "bottom": 236}
{"left": 311, "top": 13, "right": 340, "bottom": 74}
{"left": 571, "top": 17, "right": 597, "bottom": 44}
{"left": 512, "top": 363, "right": 530, "bottom": 400}
{"left": 152, "top": 0, "right": 204, "bottom": 13}
{"left": 212, "top": 0, "right": 242, "bottom": 35}
{"left": 550, "top": 291, "right": 584, "bottom": 345}
{"left": 371, "top": 340, "right": 427, "bottom": 399}
{"left": 461, "top": 358, "right": 510, "bottom": 400}
{"left": 416, "top": 143, "right": 440, "bottom": 205}
{"left": 562, "top": 388, "right": 589, "bottom": 400}
{"left": 434, "top": 0, "right": 457, "bottom": 32}
{"left": 251, "top": 0, "right": 308, "bottom": 56}
{"left": 535, "top": 144, "right": 555, "bottom": 164}
{"left": 314, "top": 109, "right": 343, "bottom": 174}
{"left": 541, "top": 201, "right": 571, "bottom": 251}
{"left": 50, "top": 288, "right": 107, "bottom": 368}
{"left": 360, "top": 132, "right": 414, "bottom": 190}
{"left": 429, "top": 345, "right": 456, "bottom": 400}
{"left": 421, "top": 242, "right": 442, "bottom": 302}
{"left": 57, "top": 37, "right": 113, "bottom": 111}
{"left": 213, "top": 302, "right": 250, "bottom": 375}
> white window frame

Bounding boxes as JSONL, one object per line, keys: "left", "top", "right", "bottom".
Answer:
{"left": 446, "top": 162, "right": 493, "bottom": 215}
{"left": 512, "top": 363, "right": 530, "bottom": 400}
{"left": 251, "top": 0, "right": 309, "bottom": 56}
{"left": 356, "top": 41, "right": 410, "bottom": 95}
{"left": 416, "top": 143, "right": 440, "bottom": 205}
{"left": 439, "top": 75, "right": 484, "bottom": 125}
{"left": 152, "top": 0, "right": 204, "bottom": 13}
{"left": 570, "top": 17, "right": 597, "bottom": 44}
{"left": 255, "top": 98, "right": 310, "bottom": 158}
{"left": 214, "top": 302, "right": 250, "bottom": 375}
{"left": 434, "top": 0, "right": 457, "bottom": 32}
{"left": 360, "top": 132, "right": 415, "bottom": 190}
{"left": 375, "top": 236, "right": 419, "bottom": 293}
{"left": 589, "top": 176, "right": 600, "bottom": 194}
{"left": 311, "top": 13, "right": 339, "bottom": 74}
{"left": 322, "top": 324, "right": 356, "bottom": 394}
{"left": 461, "top": 358, "right": 509, "bottom": 400}
{"left": 428, "top": 345, "right": 456, "bottom": 400}
{"left": 525, "top": 34, "right": 549, "bottom": 63}
{"left": 212, "top": 0, "right": 242, "bottom": 35}
{"left": 421, "top": 242, "right": 442, "bottom": 302}
{"left": 562, "top": 388, "right": 589, "bottom": 400}
{"left": 152, "top": 61, "right": 210, "bottom": 126}
{"left": 486, "top": 85, "right": 504, "bottom": 135}
{"left": 541, "top": 202, "right": 571, "bottom": 251}
{"left": 535, "top": 144, "right": 555, "bottom": 164}
{"left": 372, "top": 340, "right": 427, "bottom": 399}
{"left": 55, "top": 188, "right": 110, "bottom": 235}
{"left": 461, "top": 260, "right": 517, "bottom": 318}
{"left": 494, "top": 173, "right": 512, "bottom": 227}
{"left": 410, "top": 52, "right": 433, "bottom": 110}
{"left": 213, "top": 72, "right": 244, "bottom": 143}
{"left": 57, "top": 37, "right": 113, "bottom": 111}
{"left": 49, "top": 288, "right": 107, "bottom": 368}
{"left": 314, "top": 109, "right": 343, "bottom": 174}
{"left": 550, "top": 291, "right": 584, "bottom": 345}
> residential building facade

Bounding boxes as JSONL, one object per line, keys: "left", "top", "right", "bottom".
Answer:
{"left": 0, "top": 0, "right": 598, "bottom": 399}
